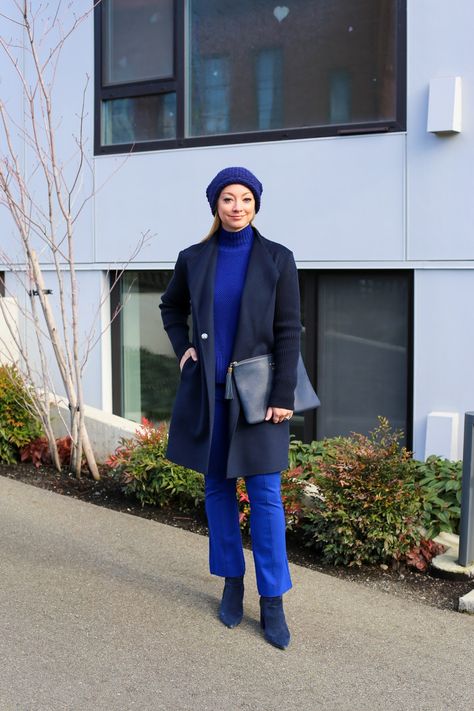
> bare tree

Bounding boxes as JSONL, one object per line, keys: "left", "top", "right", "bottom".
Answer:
{"left": 0, "top": 2, "right": 149, "bottom": 478}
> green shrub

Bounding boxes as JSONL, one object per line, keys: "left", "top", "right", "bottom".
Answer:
{"left": 106, "top": 417, "right": 458, "bottom": 569}
{"left": 411, "top": 455, "right": 462, "bottom": 538}
{"left": 302, "top": 418, "right": 424, "bottom": 566}
{"left": 288, "top": 437, "right": 326, "bottom": 474}
{"left": 0, "top": 364, "right": 43, "bottom": 464}
{"left": 107, "top": 418, "right": 204, "bottom": 510}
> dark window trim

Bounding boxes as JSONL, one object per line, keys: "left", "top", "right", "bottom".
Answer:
{"left": 94, "top": 0, "right": 407, "bottom": 155}
{"left": 110, "top": 271, "right": 123, "bottom": 416}
{"left": 301, "top": 272, "right": 317, "bottom": 444}
{"left": 406, "top": 269, "right": 414, "bottom": 450}
{"left": 0, "top": 272, "right": 5, "bottom": 297}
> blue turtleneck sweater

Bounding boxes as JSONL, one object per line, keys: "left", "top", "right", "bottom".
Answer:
{"left": 214, "top": 224, "right": 254, "bottom": 383}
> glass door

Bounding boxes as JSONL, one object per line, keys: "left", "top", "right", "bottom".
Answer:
{"left": 298, "top": 270, "right": 412, "bottom": 445}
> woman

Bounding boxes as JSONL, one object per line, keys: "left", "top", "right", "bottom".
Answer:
{"left": 160, "top": 167, "right": 300, "bottom": 649}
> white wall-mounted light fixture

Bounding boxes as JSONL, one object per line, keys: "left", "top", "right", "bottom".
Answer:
{"left": 427, "top": 76, "right": 462, "bottom": 134}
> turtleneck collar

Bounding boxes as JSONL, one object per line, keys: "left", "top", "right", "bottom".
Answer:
{"left": 217, "top": 223, "right": 254, "bottom": 248}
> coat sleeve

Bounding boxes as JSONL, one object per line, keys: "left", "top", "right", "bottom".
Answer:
{"left": 159, "top": 251, "right": 193, "bottom": 361}
{"left": 268, "top": 250, "right": 301, "bottom": 410}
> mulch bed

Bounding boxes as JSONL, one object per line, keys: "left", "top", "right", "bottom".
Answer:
{"left": 1, "top": 462, "right": 472, "bottom": 612}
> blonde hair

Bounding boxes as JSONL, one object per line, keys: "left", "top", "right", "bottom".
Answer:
{"left": 202, "top": 213, "right": 221, "bottom": 242}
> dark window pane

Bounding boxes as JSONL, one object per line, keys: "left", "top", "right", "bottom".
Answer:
{"left": 316, "top": 273, "right": 409, "bottom": 441}
{"left": 101, "top": 94, "right": 176, "bottom": 144}
{"left": 188, "top": 0, "right": 398, "bottom": 137}
{"left": 103, "top": 0, "right": 174, "bottom": 85}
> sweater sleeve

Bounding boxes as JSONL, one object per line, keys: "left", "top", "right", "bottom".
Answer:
{"left": 268, "top": 251, "right": 301, "bottom": 410}
{"left": 159, "top": 251, "right": 193, "bottom": 361}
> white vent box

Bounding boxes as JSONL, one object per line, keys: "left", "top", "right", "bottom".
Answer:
{"left": 427, "top": 76, "right": 462, "bottom": 134}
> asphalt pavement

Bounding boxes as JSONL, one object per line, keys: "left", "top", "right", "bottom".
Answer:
{"left": 1, "top": 476, "right": 474, "bottom": 711}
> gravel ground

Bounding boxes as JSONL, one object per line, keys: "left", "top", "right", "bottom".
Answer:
{"left": 1, "top": 462, "right": 472, "bottom": 612}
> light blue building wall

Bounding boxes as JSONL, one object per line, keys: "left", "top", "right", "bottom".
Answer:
{"left": 1, "top": 0, "right": 473, "bottom": 458}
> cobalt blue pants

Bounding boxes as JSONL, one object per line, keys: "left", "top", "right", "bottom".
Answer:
{"left": 205, "top": 385, "right": 292, "bottom": 597}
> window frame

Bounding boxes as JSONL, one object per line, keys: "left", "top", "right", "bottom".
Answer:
{"left": 94, "top": 0, "right": 185, "bottom": 152}
{"left": 94, "top": 0, "right": 407, "bottom": 155}
{"left": 95, "top": 1, "right": 407, "bottom": 154}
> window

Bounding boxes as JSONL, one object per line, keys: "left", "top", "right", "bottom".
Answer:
{"left": 111, "top": 269, "right": 412, "bottom": 448}
{"left": 0, "top": 273, "right": 4, "bottom": 297}
{"left": 299, "top": 270, "right": 413, "bottom": 446}
{"left": 110, "top": 270, "right": 179, "bottom": 423}
{"left": 97, "top": 0, "right": 177, "bottom": 145}
{"left": 95, "top": 0, "right": 406, "bottom": 153}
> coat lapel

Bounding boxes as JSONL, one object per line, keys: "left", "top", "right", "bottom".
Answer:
{"left": 187, "top": 237, "right": 218, "bottom": 333}
{"left": 232, "top": 229, "right": 279, "bottom": 361}
{"left": 187, "top": 237, "right": 218, "bottom": 419}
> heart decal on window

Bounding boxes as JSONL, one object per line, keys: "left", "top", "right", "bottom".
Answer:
{"left": 273, "top": 6, "right": 290, "bottom": 23}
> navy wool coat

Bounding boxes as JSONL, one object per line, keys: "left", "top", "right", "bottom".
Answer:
{"left": 159, "top": 227, "right": 301, "bottom": 479}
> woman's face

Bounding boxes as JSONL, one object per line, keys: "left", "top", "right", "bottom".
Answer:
{"left": 217, "top": 184, "right": 255, "bottom": 232}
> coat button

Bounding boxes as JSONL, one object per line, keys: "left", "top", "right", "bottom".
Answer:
{"left": 201, "top": 332, "right": 208, "bottom": 340}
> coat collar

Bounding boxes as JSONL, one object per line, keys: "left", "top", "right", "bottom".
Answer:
{"left": 187, "top": 226, "right": 279, "bottom": 360}
{"left": 188, "top": 225, "right": 275, "bottom": 299}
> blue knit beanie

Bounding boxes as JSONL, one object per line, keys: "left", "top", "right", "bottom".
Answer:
{"left": 206, "top": 167, "right": 263, "bottom": 215}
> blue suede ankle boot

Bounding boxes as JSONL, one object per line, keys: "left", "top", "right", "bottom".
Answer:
{"left": 259, "top": 595, "right": 291, "bottom": 649}
{"left": 219, "top": 576, "right": 244, "bottom": 628}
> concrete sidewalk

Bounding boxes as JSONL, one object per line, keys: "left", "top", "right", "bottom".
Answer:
{"left": 1, "top": 477, "right": 473, "bottom": 711}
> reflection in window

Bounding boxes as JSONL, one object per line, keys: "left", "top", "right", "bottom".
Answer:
{"left": 102, "top": 93, "right": 176, "bottom": 145}
{"left": 188, "top": 0, "right": 399, "bottom": 137}
{"left": 103, "top": 0, "right": 174, "bottom": 85}
{"left": 193, "top": 56, "right": 230, "bottom": 135}
{"left": 256, "top": 48, "right": 283, "bottom": 130}
{"left": 329, "top": 69, "right": 352, "bottom": 124}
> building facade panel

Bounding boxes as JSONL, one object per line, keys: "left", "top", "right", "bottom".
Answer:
{"left": 412, "top": 269, "right": 474, "bottom": 460}
{"left": 407, "top": 0, "right": 474, "bottom": 260}
{"left": 94, "top": 132, "right": 406, "bottom": 264}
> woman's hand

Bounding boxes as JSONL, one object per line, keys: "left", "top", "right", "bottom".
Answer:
{"left": 265, "top": 407, "right": 293, "bottom": 424}
{"left": 180, "top": 347, "right": 198, "bottom": 371}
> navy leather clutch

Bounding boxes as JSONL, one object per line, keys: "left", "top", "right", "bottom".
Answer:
{"left": 225, "top": 353, "right": 320, "bottom": 424}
